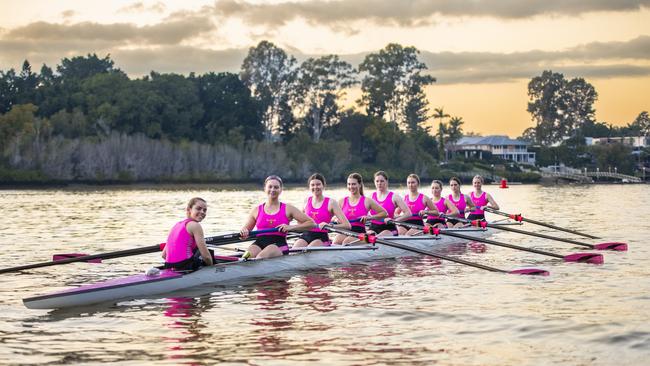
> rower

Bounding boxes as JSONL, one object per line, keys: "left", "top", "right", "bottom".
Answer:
{"left": 162, "top": 197, "right": 214, "bottom": 271}
{"left": 293, "top": 173, "right": 351, "bottom": 248}
{"left": 240, "top": 175, "right": 315, "bottom": 259}
{"left": 467, "top": 175, "right": 500, "bottom": 221}
{"left": 397, "top": 173, "right": 438, "bottom": 235}
{"left": 425, "top": 180, "right": 459, "bottom": 228}
{"left": 369, "top": 171, "right": 412, "bottom": 236}
{"left": 447, "top": 177, "right": 476, "bottom": 228}
{"left": 332, "top": 172, "right": 387, "bottom": 245}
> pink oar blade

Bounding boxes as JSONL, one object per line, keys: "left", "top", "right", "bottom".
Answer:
{"left": 563, "top": 252, "right": 604, "bottom": 264}
{"left": 508, "top": 268, "right": 550, "bottom": 276}
{"left": 593, "top": 242, "right": 628, "bottom": 251}
{"left": 53, "top": 253, "right": 102, "bottom": 263}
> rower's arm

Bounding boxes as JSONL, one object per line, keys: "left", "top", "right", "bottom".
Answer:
{"left": 392, "top": 195, "right": 412, "bottom": 222}
{"left": 465, "top": 194, "right": 477, "bottom": 210}
{"left": 187, "top": 221, "right": 213, "bottom": 266}
{"left": 286, "top": 204, "right": 316, "bottom": 232}
{"left": 366, "top": 199, "right": 387, "bottom": 221}
{"left": 446, "top": 199, "right": 460, "bottom": 216}
{"left": 239, "top": 206, "right": 257, "bottom": 239}
{"left": 486, "top": 193, "right": 500, "bottom": 210}
{"left": 423, "top": 196, "right": 439, "bottom": 216}
{"left": 329, "top": 200, "right": 351, "bottom": 230}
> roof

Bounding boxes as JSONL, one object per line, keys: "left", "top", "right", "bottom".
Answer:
{"left": 456, "top": 135, "right": 529, "bottom": 146}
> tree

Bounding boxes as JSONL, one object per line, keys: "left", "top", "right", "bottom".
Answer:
{"left": 196, "top": 72, "right": 262, "bottom": 143}
{"left": 294, "top": 55, "right": 358, "bottom": 142}
{"left": 433, "top": 108, "right": 450, "bottom": 161}
{"left": 358, "top": 43, "right": 435, "bottom": 131}
{"left": 630, "top": 111, "right": 650, "bottom": 136}
{"left": 240, "top": 41, "right": 297, "bottom": 141}
{"left": 446, "top": 116, "right": 464, "bottom": 158}
{"left": 56, "top": 54, "right": 119, "bottom": 80}
{"left": 526, "top": 70, "right": 597, "bottom": 144}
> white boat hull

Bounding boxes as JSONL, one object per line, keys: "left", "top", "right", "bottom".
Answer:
{"left": 23, "top": 230, "right": 490, "bottom": 309}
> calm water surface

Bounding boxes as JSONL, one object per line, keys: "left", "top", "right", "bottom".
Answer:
{"left": 0, "top": 184, "right": 648, "bottom": 365}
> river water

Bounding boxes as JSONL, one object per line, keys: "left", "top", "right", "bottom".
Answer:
{"left": 0, "top": 183, "right": 648, "bottom": 365}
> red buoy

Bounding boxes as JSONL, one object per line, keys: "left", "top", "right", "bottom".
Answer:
{"left": 500, "top": 178, "right": 509, "bottom": 188}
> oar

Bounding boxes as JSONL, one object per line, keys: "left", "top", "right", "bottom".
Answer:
{"left": 484, "top": 207, "right": 599, "bottom": 239}
{"left": 463, "top": 218, "right": 627, "bottom": 251}
{"left": 0, "top": 243, "right": 165, "bottom": 275}
{"left": 323, "top": 225, "right": 548, "bottom": 275}
{"left": 205, "top": 228, "right": 279, "bottom": 244}
{"left": 51, "top": 229, "right": 284, "bottom": 261}
{"left": 392, "top": 221, "right": 604, "bottom": 264}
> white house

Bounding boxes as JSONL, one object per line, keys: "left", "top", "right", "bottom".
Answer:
{"left": 450, "top": 135, "right": 536, "bottom": 165}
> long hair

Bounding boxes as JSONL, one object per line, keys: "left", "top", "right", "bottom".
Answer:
{"left": 187, "top": 197, "right": 206, "bottom": 209}
{"left": 348, "top": 172, "right": 365, "bottom": 196}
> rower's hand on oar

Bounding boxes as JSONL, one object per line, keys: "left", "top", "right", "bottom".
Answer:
{"left": 318, "top": 222, "right": 329, "bottom": 230}
{"left": 239, "top": 227, "right": 250, "bottom": 239}
{"left": 276, "top": 224, "right": 290, "bottom": 233}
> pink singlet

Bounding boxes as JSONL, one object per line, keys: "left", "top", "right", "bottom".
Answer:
{"left": 470, "top": 191, "right": 488, "bottom": 215}
{"left": 371, "top": 191, "right": 396, "bottom": 224}
{"left": 305, "top": 197, "right": 332, "bottom": 233}
{"left": 404, "top": 193, "right": 426, "bottom": 220}
{"left": 255, "top": 203, "right": 289, "bottom": 237}
{"left": 342, "top": 196, "right": 367, "bottom": 229}
{"left": 448, "top": 193, "right": 467, "bottom": 215}
{"left": 428, "top": 197, "right": 447, "bottom": 221}
{"left": 165, "top": 218, "right": 197, "bottom": 263}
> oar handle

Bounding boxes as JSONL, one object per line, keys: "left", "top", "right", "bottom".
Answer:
{"left": 205, "top": 228, "right": 278, "bottom": 244}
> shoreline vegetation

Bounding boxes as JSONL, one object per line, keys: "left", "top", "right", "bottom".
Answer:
{"left": 2, "top": 43, "right": 647, "bottom": 187}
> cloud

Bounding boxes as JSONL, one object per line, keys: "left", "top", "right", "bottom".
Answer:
{"left": 211, "top": 0, "right": 650, "bottom": 29}
{"left": 61, "top": 10, "right": 75, "bottom": 19}
{"left": 1, "top": 35, "right": 649, "bottom": 83}
{"left": 6, "top": 16, "right": 214, "bottom": 45}
{"left": 118, "top": 1, "right": 166, "bottom": 14}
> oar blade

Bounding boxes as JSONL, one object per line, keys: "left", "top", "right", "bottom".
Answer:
{"left": 593, "top": 242, "right": 628, "bottom": 251}
{"left": 508, "top": 268, "right": 550, "bottom": 276}
{"left": 563, "top": 252, "right": 604, "bottom": 264}
{"left": 53, "top": 254, "right": 102, "bottom": 263}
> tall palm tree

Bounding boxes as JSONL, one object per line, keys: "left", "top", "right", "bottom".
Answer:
{"left": 433, "top": 108, "right": 450, "bottom": 161}
{"left": 447, "top": 116, "right": 464, "bottom": 159}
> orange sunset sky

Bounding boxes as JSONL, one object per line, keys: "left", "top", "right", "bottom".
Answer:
{"left": 1, "top": 0, "right": 649, "bottom": 137}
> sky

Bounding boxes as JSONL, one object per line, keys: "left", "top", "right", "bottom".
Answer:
{"left": 1, "top": 0, "right": 649, "bottom": 137}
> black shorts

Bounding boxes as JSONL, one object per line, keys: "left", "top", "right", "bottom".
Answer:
{"left": 404, "top": 218, "right": 424, "bottom": 227}
{"left": 252, "top": 235, "right": 289, "bottom": 255}
{"left": 369, "top": 222, "right": 397, "bottom": 235}
{"left": 426, "top": 217, "right": 447, "bottom": 226}
{"left": 466, "top": 213, "right": 485, "bottom": 221}
{"left": 299, "top": 231, "right": 331, "bottom": 245}
{"left": 164, "top": 248, "right": 213, "bottom": 271}
{"left": 350, "top": 225, "right": 366, "bottom": 234}
{"left": 446, "top": 218, "right": 464, "bottom": 226}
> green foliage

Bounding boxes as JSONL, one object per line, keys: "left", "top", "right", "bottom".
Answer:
{"left": 358, "top": 43, "right": 436, "bottom": 131}
{"left": 590, "top": 144, "right": 635, "bottom": 174}
{"left": 526, "top": 70, "right": 597, "bottom": 144}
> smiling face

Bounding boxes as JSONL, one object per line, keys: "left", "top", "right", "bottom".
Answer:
{"left": 431, "top": 181, "right": 443, "bottom": 197}
{"left": 473, "top": 177, "right": 483, "bottom": 191}
{"left": 374, "top": 174, "right": 388, "bottom": 192}
{"left": 407, "top": 176, "right": 419, "bottom": 192}
{"left": 309, "top": 178, "right": 324, "bottom": 196}
{"left": 186, "top": 200, "right": 207, "bottom": 222}
{"left": 347, "top": 177, "right": 360, "bottom": 195}
{"left": 265, "top": 178, "right": 283, "bottom": 199}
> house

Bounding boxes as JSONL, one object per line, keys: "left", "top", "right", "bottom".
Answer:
{"left": 585, "top": 136, "right": 649, "bottom": 148}
{"left": 450, "top": 135, "right": 536, "bottom": 165}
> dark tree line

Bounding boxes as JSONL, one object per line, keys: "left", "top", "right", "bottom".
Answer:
{"left": 1, "top": 42, "right": 446, "bottom": 183}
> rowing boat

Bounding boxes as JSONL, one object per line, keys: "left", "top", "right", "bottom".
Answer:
{"left": 23, "top": 228, "right": 490, "bottom": 309}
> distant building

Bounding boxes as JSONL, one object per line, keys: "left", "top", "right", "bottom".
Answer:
{"left": 585, "top": 136, "right": 649, "bottom": 148}
{"left": 450, "top": 135, "right": 536, "bottom": 165}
